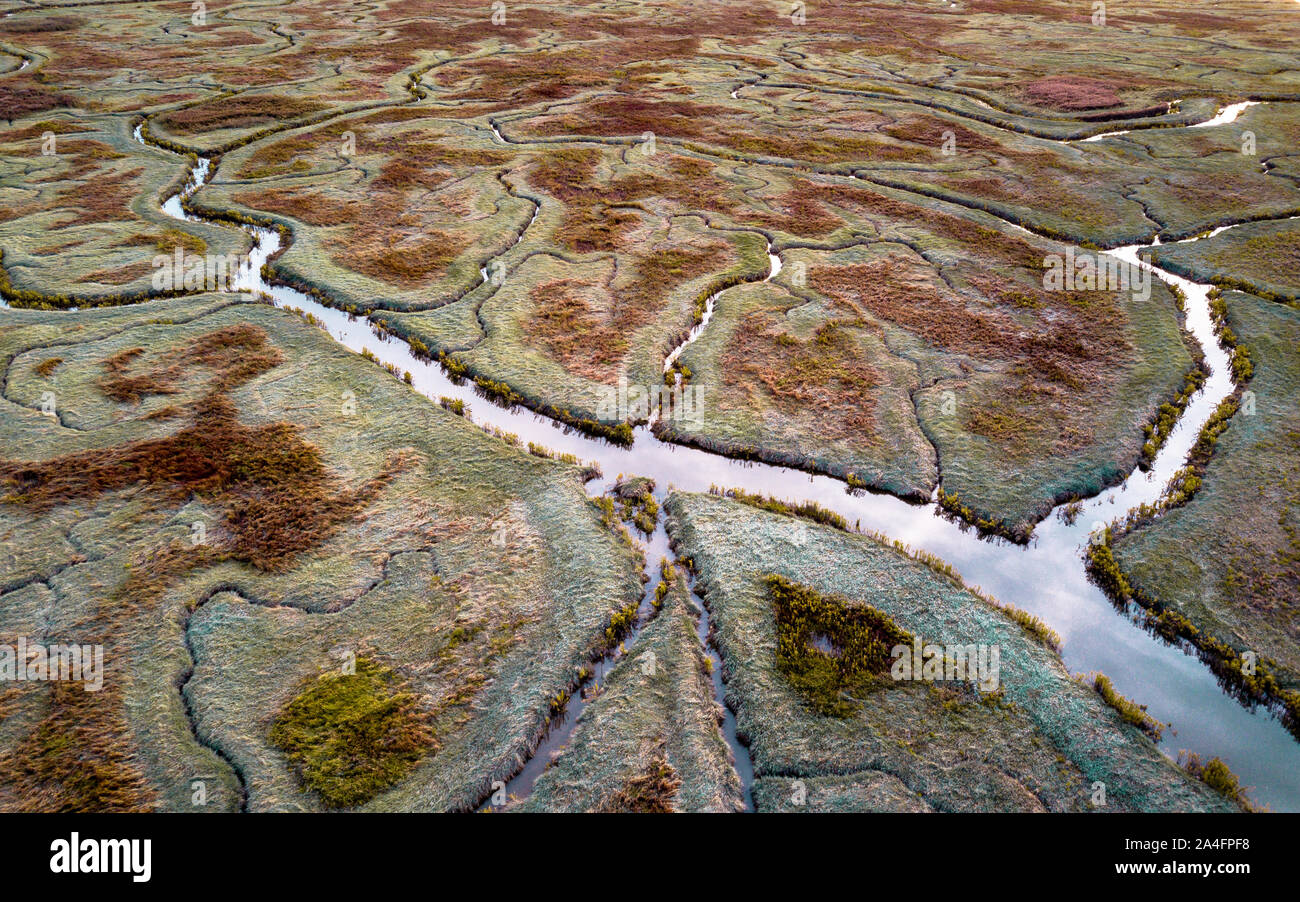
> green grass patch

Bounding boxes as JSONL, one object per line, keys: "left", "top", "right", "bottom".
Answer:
{"left": 269, "top": 657, "right": 434, "bottom": 808}
{"left": 618, "top": 489, "right": 659, "bottom": 536}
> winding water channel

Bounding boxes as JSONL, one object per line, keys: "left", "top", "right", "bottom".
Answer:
{"left": 128, "top": 113, "right": 1300, "bottom": 812}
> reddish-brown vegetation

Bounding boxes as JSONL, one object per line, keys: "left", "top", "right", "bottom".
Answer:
{"left": 235, "top": 132, "right": 512, "bottom": 287}
{"left": 527, "top": 149, "right": 748, "bottom": 251}
{"left": 434, "top": 38, "right": 702, "bottom": 108}
{"left": 0, "top": 14, "right": 84, "bottom": 32}
{"left": 812, "top": 260, "right": 1123, "bottom": 391}
{"left": 82, "top": 261, "right": 155, "bottom": 286}
{"left": 0, "top": 323, "right": 409, "bottom": 812}
{"left": 52, "top": 164, "right": 145, "bottom": 225}
{"left": 157, "top": 94, "right": 328, "bottom": 136}
{"left": 602, "top": 755, "right": 681, "bottom": 812}
{"left": 372, "top": 141, "right": 511, "bottom": 191}
{"left": 881, "top": 116, "right": 1003, "bottom": 152}
{"left": 2, "top": 324, "right": 399, "bottom": 570}
{"left": 33, "top": 357, "right": 63, "bottom": 377}
{"left": 720, "top": 314, "right": 880, "bottom": 442}
{"left": 1019, "top": 76, "right": 1121, "bottom": 111}
{"left": 0, "top": 682, "right": 153, "bottom": 812}
{"left": 0, "top": 82, "right": 72, "bottom": 121}
{"left": 237, "top": 188, "right": 361, "bottom": 227}
{"left": 526, "top": 242, "right": 730, "bottom": 381}
{"left": 340, "top": 231, "right": 460, "bottom": 287}
{"left": 524, "top": 95, "right": 728, "bottom": 141}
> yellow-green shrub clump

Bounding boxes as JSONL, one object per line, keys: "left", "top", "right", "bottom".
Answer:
{"left": 767, "top": 573, "right": 913, "bottom": 717}
{"left": 269, "top": 658, "right": 434, "bottom": 808}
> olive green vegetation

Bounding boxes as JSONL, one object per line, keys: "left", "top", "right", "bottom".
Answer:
{"left": 709, "top": 485, "right": 848, "bottom": 531}
{"left": 1139, "top": 361, "right": 1207, "bottom": 468}
{"left": 666, "top": 491, "right": 1242, "bottom": 812}
{"left": 1210, "top": 292, "right": 1257, "bottom": 385}
{"left": 269, "top": 658, "right": 434, "bottom": 808}
{"left": 1088, "top": 674, "right": 1163, "bottom": 741}
{"left": 438, "top": 396, "right": 467, "bottom": 417}
{"left": 1102, "top": 291, "right": 1300, "bottom": 733}
{"left": 936, "top": 488, "right": 1027, "bottom": 543}
{"left": 521, "top": 566, "right": 744, "bottom": 812}
{"left": 768, "top": 574, "right": 913, "bottom": 717}
{"left": 613, "top": 476, "right": 659, "bottom": 535}
{"left": 1179, "top": 753, "right": 1259, "bottom": 811}
{"left": 0, "top": 296, "right": 642, "bottom": 812}
{"left": 464, "top": 369, "right": 635, "bottom": 445}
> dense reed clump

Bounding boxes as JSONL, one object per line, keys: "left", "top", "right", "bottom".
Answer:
{"left": 269, "top": 657, "right": 435, "bottom": 808}
{"left": 766, "top": 573, "right": 913, "bottom": 717}
{"left": 0, "top": 13, "right": 83, "bottom": 31}
{"left": 464, "top": 370, "right": 634, "bottom": 445}
{"left": 601, "top": 755, "right": 681, "bottom": 813}
{"left": 1140, "top": 364, "right": 1208, "bottom": 467}
{"left": 1209, "top": 290, "right": 1255, "bottom": 382}
{"left": 936, "top": 488, "right": 1028, "bottom": 543}
{"left": 653, "top": 558, "right": 676, "bottom": 611}
{"left": 603, "top": 598, "right": 641, "bottom": 650}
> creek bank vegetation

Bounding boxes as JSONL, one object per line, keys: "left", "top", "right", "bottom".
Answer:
{"left": 1090, "top": 290, "right": 1300, "bottom": 739}
{"left": 664, "top": 491, "right": 1243, "bottom": 812}
{"left": 4, "top": 0, "right": 1300, "bottom": 813}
